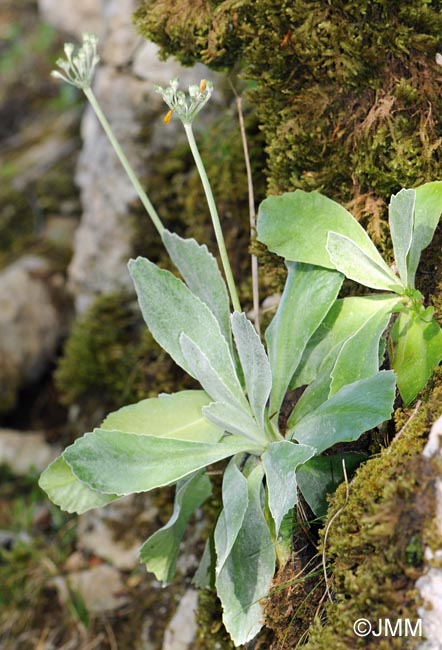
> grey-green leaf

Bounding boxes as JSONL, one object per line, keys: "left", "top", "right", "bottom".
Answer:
{"left": 326, "top": 232, "right": 404, "bottom": 292}
{"left": 231, "top": 312, "right": 272, "bottom": 428}
{"left": 140, "top": 470, "right": 211, "bottom": 584}
{"left": 39, "top": 456, "right": 118, "bottom": 514}
{"left": 329, "top": 303, "right": 394, "bottom": 395}
{"left": 202, "top": 402, "right": 268, "bottom": 446}
{"left": 214, "top": 457, "right": 249, "bottom": 575}
{"left": 266, "top": 262, "right": 343, "bottom": 415}
{"left": 179, "top": 334, "right": 249, "bottom": 412}
{"left": 297, "top": 452, "right": 367, "bottom": 517}
{"left": 101, "top": 390, "right": 223, "bottom": 443}
{"left": 216, "top": 464, "right": 276, "bottom": 646}
{"left": 262, "top": 441, "right": 316, "bottom": 535}
{"left": 289, "top": 371, "right": 396, "bottom": 454}
{"left": 287, "top": 372, "right": 332, "bottom": 430}
{"left": 193, "top": 532, "right": 215, "bottom": 589}
{"left": 389, "top": 188, "right": 415, "bottom": 287}
{"left": 292, "top": 294, "right": 401, "bottom": 389}
{"left": 63, "top": 430, "right": 258, "bottom": 496}
{"left": 389, "top": 310, "right": 442, "bottom": 405}
{"left": 257, "top": 190, "right": 382, "bottom": 268}
{"left": 163, "top": 231, "right": 231, "bottom": 345}
{"left": 128, "top": 256, "right": 240, "bottom": 397}
{"left": 407, "top": 181, "right": 442, "bottom": 287}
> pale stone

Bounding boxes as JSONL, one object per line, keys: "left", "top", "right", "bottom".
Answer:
{"left": 132, "top": 41, "right": 211, "bottom": 87}
{"left": 162, "top": 589, "right": 198, "bottom": 650}
{"left": 43, "top": 215, "right": 78, "bottom": 247}
{"left": 417, "top": 569, "right": 442, "bottom": 649}
{"left": 417, "top": 416, "right": 442, "bottom": 650}
{"left": 100, "top": 0, "right": 142, "bottom": 66}
{"left": 423, "top": 415, "right": 442, "bottom": 459}
{"left": 76, "top": 495, "right": 154, "bottom": 570}
{"left": 68, "top": 67, "right": 148, "bottom": 311}
{"left": 38, "top": 0, "right": 103, "bottom": 39}
{"left": 0, "top": 429, "right": 58, "bottom": 475}
{"left": 0, "top": 256, "right": 68, "bottom": 409}
{"left": 52, "top": 564, "right": 128, "bottom": 613}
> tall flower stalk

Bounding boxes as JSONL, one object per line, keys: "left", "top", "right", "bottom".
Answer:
{"left": 52, "top": 35, "right": 241, "bottom": 312}
{"left": 155, "top": 78, "right": 241, "bottom": 313}
{"left": 183, "top": 122, "right": 241, "bottom": 313}
{"left": 51, "top": 33, "right": 163, "bottom": 237}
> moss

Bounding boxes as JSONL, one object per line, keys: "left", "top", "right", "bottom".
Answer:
{"left": 291, "top": 378, "right": 442, "bottom": 650}
{"left": 135, "top": 0, "right": 442, "bottom": 229}
{"left": 133, "top": 0, "right": 246, "bottom": 69}
{"left": 195, "top": 590, "right": 236, "bottom": 650}
{"left": 0, "top": 1, "right": 69, "bottom": 137}
{"left": 55, "top": 291, "right": 194, "bottom": 415}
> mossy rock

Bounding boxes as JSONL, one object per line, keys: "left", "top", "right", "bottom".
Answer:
{"left": 297, "top": 377, "right": 442, "bottom": 650}
{"left": 135, "top": 0, "right": 442, "bottom": 236}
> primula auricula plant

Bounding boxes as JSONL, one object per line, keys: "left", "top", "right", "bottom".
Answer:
{"left": 40, "top": 34, "right": 442, "bottom": 646}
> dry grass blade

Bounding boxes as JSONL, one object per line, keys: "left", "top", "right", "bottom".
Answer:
{"left": 322, "top": 459, "right": 349, "bottom": 603}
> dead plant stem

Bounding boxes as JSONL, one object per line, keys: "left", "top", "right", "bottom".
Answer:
{"left": 322, "top": 459, "right": 349, "bottom": 603}
{"left": 236, "top": 94, "right": 261, "bottom": 335}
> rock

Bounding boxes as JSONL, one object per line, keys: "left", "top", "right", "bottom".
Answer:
{"left": 76, "top": 494, "right": 157, "bottom": 570}
{"left": 6, "top": 110, "right": 79, "bottom": 192}
{"left": 70, "top": 74, "right": 141, "bottom": 300}
{"left": 0, "top": 530, "right": 32, "bottom": 550}
{"left": 417, "top": 568, "right": 442, "bottom": 650}
{"left": 423, "top": 415, "right": 442, "bottom": 461}
{"left": 417, "top": 416, "right": 442, "bottom": 650}
{"left": 38, "top": 0, "right": 103, "bottom": 39}
{"left": 100, "top": 0, "right": 143, "bottom": 66}
{"left": 67, "top": 66, "right": 149, "bottom": 312}
{"left": 162, "top": 589, "right": 199, "bottom": 650}
{"left": 0, "top": 429, "right": 58, "bottom": 475}
{"left": 132, "top": 41, "right": 211, "bottom": 87}
{"left": 52, "top": 564, "right": 128, "bottom": 613}
{"left": 0, "top": 256, "right": 69, "bottom": 411}
{"left": 43, "top": 215, "right": 78, "bottom": 247}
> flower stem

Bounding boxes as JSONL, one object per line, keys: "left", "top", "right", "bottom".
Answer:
{"left": 184, "top": 122, "right": 241, "bottom": 313}
{"left": 84, "top": 87, "right": 164, "bottom": 237}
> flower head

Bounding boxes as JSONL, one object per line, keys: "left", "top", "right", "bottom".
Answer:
{"left": 51, "top": 33, "right": 99, "bottom": 90}
{"left": 154, "top": 77, "right": 214, "bottom": 125}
